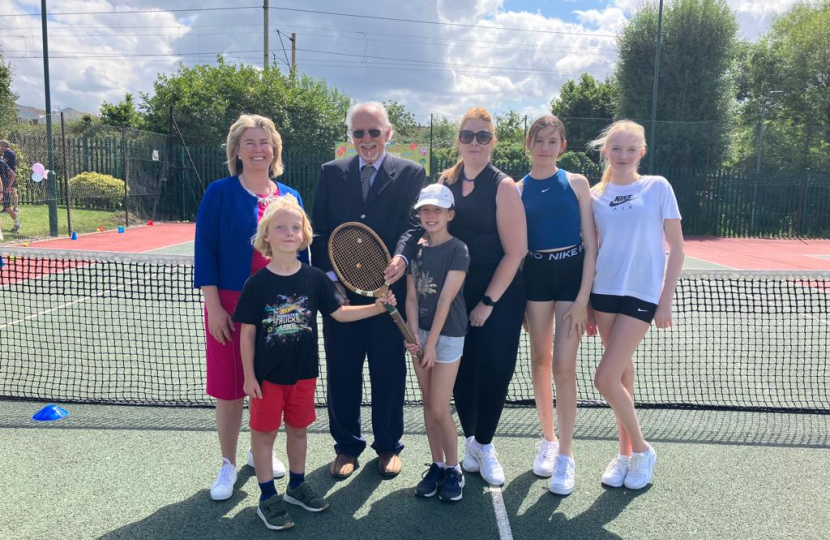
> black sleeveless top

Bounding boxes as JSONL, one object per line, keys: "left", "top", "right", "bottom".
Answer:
{"left": 447, "top": 163, "right": 509, "bottom": 272}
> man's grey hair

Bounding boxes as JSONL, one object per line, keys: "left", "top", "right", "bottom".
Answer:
{"left": 345, "top": 102, "right": 394, "bottom": 141}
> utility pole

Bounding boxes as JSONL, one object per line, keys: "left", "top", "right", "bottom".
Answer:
{"left": 647, "top": 0, "right": 664, "bottom": 174}
{"left": 41, "top": 0, "right": 58, "bottom": 236}
{"left": 751, "top": 90, "right": 784, "bottom": 233}
{"left": 290, "top": 33, "right": 297, "bottom": 74}
{"left": 263, "top": 0, "right": 270, "bottom": 70}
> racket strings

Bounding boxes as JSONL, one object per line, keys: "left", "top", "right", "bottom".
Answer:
{"left": 330, "top": 226, "right": 388, "bottom": 291}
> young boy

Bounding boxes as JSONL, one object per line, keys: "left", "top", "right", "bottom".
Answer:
{"left": 404, "top": 183, "right": 470, "bottom": 502}
{"left": 233, "top": 195, "right": 395, "bottom": 530}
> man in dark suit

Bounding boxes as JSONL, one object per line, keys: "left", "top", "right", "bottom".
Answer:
{"left": 311, "top": 102, "right": 426, "bottom": 479}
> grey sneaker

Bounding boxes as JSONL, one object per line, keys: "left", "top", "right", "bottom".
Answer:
{"left": 257, "top": 495, "right": 294, "bottom": 530}
{"left": 284, "top": 482, "right": 330, "bottom": 512}
{"left": 10, "top": 223, "right": 20, "bottom": 234}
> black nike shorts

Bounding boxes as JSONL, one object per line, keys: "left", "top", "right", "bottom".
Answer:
{"left": 590, "top": 293, "right": 657, "bottom": 324}
{"left": 524, "top": 245, "right": 584, "bottom": 302}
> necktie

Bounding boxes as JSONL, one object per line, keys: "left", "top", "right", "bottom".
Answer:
{"left": 361, "top": 165, "right": 374, "bottom": 201}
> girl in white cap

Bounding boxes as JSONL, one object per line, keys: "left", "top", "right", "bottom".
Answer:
{"left": 404, "top": 183, "right": 470, "bottom": 502}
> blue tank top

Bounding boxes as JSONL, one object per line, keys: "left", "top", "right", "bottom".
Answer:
{"left": 521, "top": 169, "right": 582, "bottom": 251}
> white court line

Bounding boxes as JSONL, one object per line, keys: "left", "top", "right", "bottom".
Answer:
{"left": 489, "top": 485, "right": 514, "bottom": 540}
{"left": 0, "top": 280, "right": 136, "bottom": 331}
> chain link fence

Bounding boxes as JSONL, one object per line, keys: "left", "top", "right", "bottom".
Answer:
{"left": 2, "top": 112, "right": 829, "bottom": 242}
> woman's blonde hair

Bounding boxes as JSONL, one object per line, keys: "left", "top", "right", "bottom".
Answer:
{"left": 526, "top": 115, "right": 567, "bottom": 151}
{"left": 252, "top": 194, "right": 313, "bottom": 257}
{"left": 587, "top": 120, "right": 647, "bottom": 196}
{"left": 441, "top": 107, "right": 497, "bottom": 186}
{"left": 226, "top": 114, "right": 285, "bottom": 178}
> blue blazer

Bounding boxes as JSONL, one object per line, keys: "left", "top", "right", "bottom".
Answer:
{"left": 194, "top": 176, "right": 308, "bottom": 291}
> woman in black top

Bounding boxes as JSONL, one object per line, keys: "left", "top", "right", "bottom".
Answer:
{"left": 391, "top": 107, "right": 527, "bottom": 486}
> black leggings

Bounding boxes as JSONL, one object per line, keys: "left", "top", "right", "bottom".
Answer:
{"left": 454, "top": 267, "right": 525, "bottom": 445}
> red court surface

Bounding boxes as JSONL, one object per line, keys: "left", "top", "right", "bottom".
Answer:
{"left": 685, "top": 237, "right": 830, "bottom": 271}
{"left": 18, "top": 223, "right": 196, "bottom": 253}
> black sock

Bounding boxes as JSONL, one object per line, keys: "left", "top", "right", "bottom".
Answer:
{"left": 288, "top": 471, "right": 305, "bottom": 490}
{"left": 259, "top": 480, "right": 277, "bottom": 502}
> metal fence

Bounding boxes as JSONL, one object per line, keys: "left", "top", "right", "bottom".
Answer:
{"left": 2, "top": 112, "right": 829, "bottom": 242}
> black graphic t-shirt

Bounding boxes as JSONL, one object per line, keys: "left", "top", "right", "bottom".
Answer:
{"left": 233, "top": 263, "right": 341, "bottom": 385}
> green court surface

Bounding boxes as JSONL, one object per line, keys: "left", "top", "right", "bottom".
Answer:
{"left": 0, "top": 402, "right": 828, "bottom": 540}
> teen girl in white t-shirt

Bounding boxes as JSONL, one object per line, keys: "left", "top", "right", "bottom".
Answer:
{"left": 588, "top": 120, "right": 684, "bottom": 490}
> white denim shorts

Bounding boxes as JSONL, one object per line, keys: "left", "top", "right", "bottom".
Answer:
{"left": 418, "top": 329, "right": 464, "bottom": 364}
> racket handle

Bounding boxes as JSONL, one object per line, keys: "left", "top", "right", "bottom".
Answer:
{"left": 384, "top": 304, "right": 423, "bottom": 360}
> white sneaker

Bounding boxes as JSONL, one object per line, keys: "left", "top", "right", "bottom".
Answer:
{"left": 532, "top": 438, "right": 559, "bottom": 477}
{"left": 248, "top": 448, "right": 287, "bottom": 479}
{"left": 601, "top": 454, "right": 630, "bottom": 488}
{"left": 465, "top": 439, "right": 505, "bottom": 486}
{"left": 549, "top": 455, "right": 575, "bottom": 495}
{"left": 461, "top": 436, "right": 479, "bottom": 473}
{"left": 624, "top": 445, "right": 656, "bottom": 490}
{"left": 210, "top": 458, "right": 237, "bottom": 500}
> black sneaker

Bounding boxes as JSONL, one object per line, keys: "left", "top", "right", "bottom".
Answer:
{"left": 415, "top": 463, "right": 444, "bottom": 498}
{"left": 257, "top": 495, "right": 294, "bottom": 530}
{"left": 10, "top": 223, "right": 19, "bottom": 234}
{"left": 439, "top": 467, "right": 464, "bottom": 502}
{"left": 284, "top": 482, "right": 330, "bottom": 512}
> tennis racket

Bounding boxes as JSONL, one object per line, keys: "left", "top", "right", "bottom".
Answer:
{"left": 328, "top": 222, "right": 420, "bottom": 353}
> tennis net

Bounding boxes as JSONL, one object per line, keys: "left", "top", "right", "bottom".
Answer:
{"left": 1, "top": 247, "right": 828, "bottom": 413}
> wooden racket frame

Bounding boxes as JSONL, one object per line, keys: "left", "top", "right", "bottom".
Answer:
{"left": 328, "top": 222, "right": 420, "bottom": 351}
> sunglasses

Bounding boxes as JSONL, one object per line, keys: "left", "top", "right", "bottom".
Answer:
{"left": 352, "top": 129, "right": 382, "bottom": 139}
{"left": 458, "top": 130, "right": 493, "bottom": 145}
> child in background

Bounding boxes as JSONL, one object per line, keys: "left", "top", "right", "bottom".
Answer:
{"left": 405, "top": 183, "right": 470, "bottom": 502}
{"left": 233, "top": 195, "right": 395, "bottom": 530}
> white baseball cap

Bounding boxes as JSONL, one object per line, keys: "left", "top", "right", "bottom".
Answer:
{"left": 414, "top": 183, "right": 455, "bottom": 210}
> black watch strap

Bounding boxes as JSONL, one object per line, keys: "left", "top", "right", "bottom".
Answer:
{"left": 482, "top": 295, "right": 496, "bottom": 307}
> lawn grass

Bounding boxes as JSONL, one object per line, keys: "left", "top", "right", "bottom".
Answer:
{"left": 0, "top": 204, "right": 137, "bottom": 242}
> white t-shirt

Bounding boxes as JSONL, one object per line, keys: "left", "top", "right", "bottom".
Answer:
{"left": 591, "top": 175, "right": 681, "bottom": 304}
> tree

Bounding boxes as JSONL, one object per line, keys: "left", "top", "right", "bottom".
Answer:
{"left": 550, "top": 73, "right": 617, "bottom": 151}
{"left": 384, "top": 100, "right": 421, "bottom": 140}
{"left": 100, "top": 93, "right": 143, "bottom": 129}
{"left": 0, "top": 52, "right": 18, "bottom": 131}
{"left": 141, "top": 57, "right": 350, "bottom": 152}
{"left": 494, "top": 109, "right": 525, "bottom": 145}
{"left": 734, "top": 1, "right": 830, "bottom": 171}
{"left": 616, "top": 0, "right": 739, "bottom": 168}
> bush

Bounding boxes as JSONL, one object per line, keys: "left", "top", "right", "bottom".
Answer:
{"left": 559, "top": 151, "right": 601, "bottom": 179}
{"left": 68, "top": 172, "right": 127, "bottom": 209}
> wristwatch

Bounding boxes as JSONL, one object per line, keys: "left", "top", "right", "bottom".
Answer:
{"left": 482, "top": 295, "right": 496, "bottom": 307}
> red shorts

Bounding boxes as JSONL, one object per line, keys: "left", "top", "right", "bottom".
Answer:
{"left": 249, "top": 378, "right": 317, "bottom": 433}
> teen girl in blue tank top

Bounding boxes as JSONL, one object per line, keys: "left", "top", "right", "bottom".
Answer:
{"left": 518, "top": 115, "right": 597, "bottom": 495}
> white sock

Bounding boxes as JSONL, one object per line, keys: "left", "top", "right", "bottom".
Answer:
{"left": 434, "top": 461, "right": 445, "bottom": 468}
{"left": 618, "top": 453, "right": 631, "bottom": 462}
{"left": 448, "top": 464, "right": 461, "bottom": 473}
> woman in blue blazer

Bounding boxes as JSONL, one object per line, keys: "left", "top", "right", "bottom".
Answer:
{"left": 194, "top": 114, "right": 307, "bottom": 501}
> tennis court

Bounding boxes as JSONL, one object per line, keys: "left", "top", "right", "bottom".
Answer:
{"left": 1, "top": 233, "right": 829, "bottom": 539}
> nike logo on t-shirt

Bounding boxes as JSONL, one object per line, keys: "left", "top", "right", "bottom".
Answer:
{"left": 541, "top": 188, "right": 551, "bottom": 193}
{"left": 609, "top": 195, "right": 635, "bottom": 207}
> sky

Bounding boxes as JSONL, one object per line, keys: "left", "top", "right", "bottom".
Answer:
{"left": 1, "top": 0, "right": 806, "bottom": 123}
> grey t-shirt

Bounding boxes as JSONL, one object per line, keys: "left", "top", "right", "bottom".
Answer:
{"left": 409, "top": 237, "right": 470, "bottom": 337}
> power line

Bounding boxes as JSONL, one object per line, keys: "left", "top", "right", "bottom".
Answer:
{"left": 267, "top": 5, "right": 617, "bottom": 38}
{"left": 0, "top": 6, "right": 259, "bottom": 17}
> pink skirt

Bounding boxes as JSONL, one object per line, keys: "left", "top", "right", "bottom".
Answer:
{"left": 205, "top": 289, "right": 246, "bottom": 401}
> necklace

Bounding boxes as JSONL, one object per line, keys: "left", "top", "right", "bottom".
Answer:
{"left": 240, "top": 175, "right": 278, "bottom": 205}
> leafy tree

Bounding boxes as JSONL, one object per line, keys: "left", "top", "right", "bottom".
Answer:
{"left": 494, "top": 109, "right": 526, "bottom": 145}
{"left": 734, "top": 1, "right": 830, "bottom": 171}
{"left": 384, "top": 100, "right": 421, "bottom": 140}
{"left": 0, "top": 52, "right": 18, "bottom": 131}
{"left": 100, "top": 93, "right": 143, "bottom": 129}
{"left": 616, "top": 0, "right": 739, "bottom": 168}
{"left": 550, "top": 73, "right": 617, "bottom": 151}
{"left": 559, "top": 151, "right": 601, "bottom": 179}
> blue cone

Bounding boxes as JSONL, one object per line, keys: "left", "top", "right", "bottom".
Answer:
{"left": 118, "top": 226, "right": 125, "bottom": 233}
{"left": 71, "top": 231, "right": 78, "bottom": 241}
{"left": 32, "top": 404, "right": 70, "bottom": 422}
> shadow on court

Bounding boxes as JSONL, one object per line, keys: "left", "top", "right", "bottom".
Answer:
{"left": 504, "top": 469, "right": 651, "bottom": 539}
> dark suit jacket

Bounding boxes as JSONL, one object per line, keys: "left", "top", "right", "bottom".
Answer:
{"left": 310, "top": 154, "right": 426, "bottom": 302}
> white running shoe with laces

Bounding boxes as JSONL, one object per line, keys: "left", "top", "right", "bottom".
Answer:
{"left": 624, "top": 445, "right": 656, "bottom": 490}
{"left": 461, "top": 436, "right": 479, "bottom": 473}
{"left": 549, "top": 455, "right": 576, "bottom": 495}
{"left": 248, "top": 449, "right": 287, "bottom": 478}
{"left": 210, "top": 458, "right": 237, "bottom": 501}
{"left": 601, "top": 454, "right": 630, "bottom": 487}
{"left": 465, "top": 439, "right": 505, "bottom": 486}
{"left": 533, "top": 438, "right": 559, "bottom": 477}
